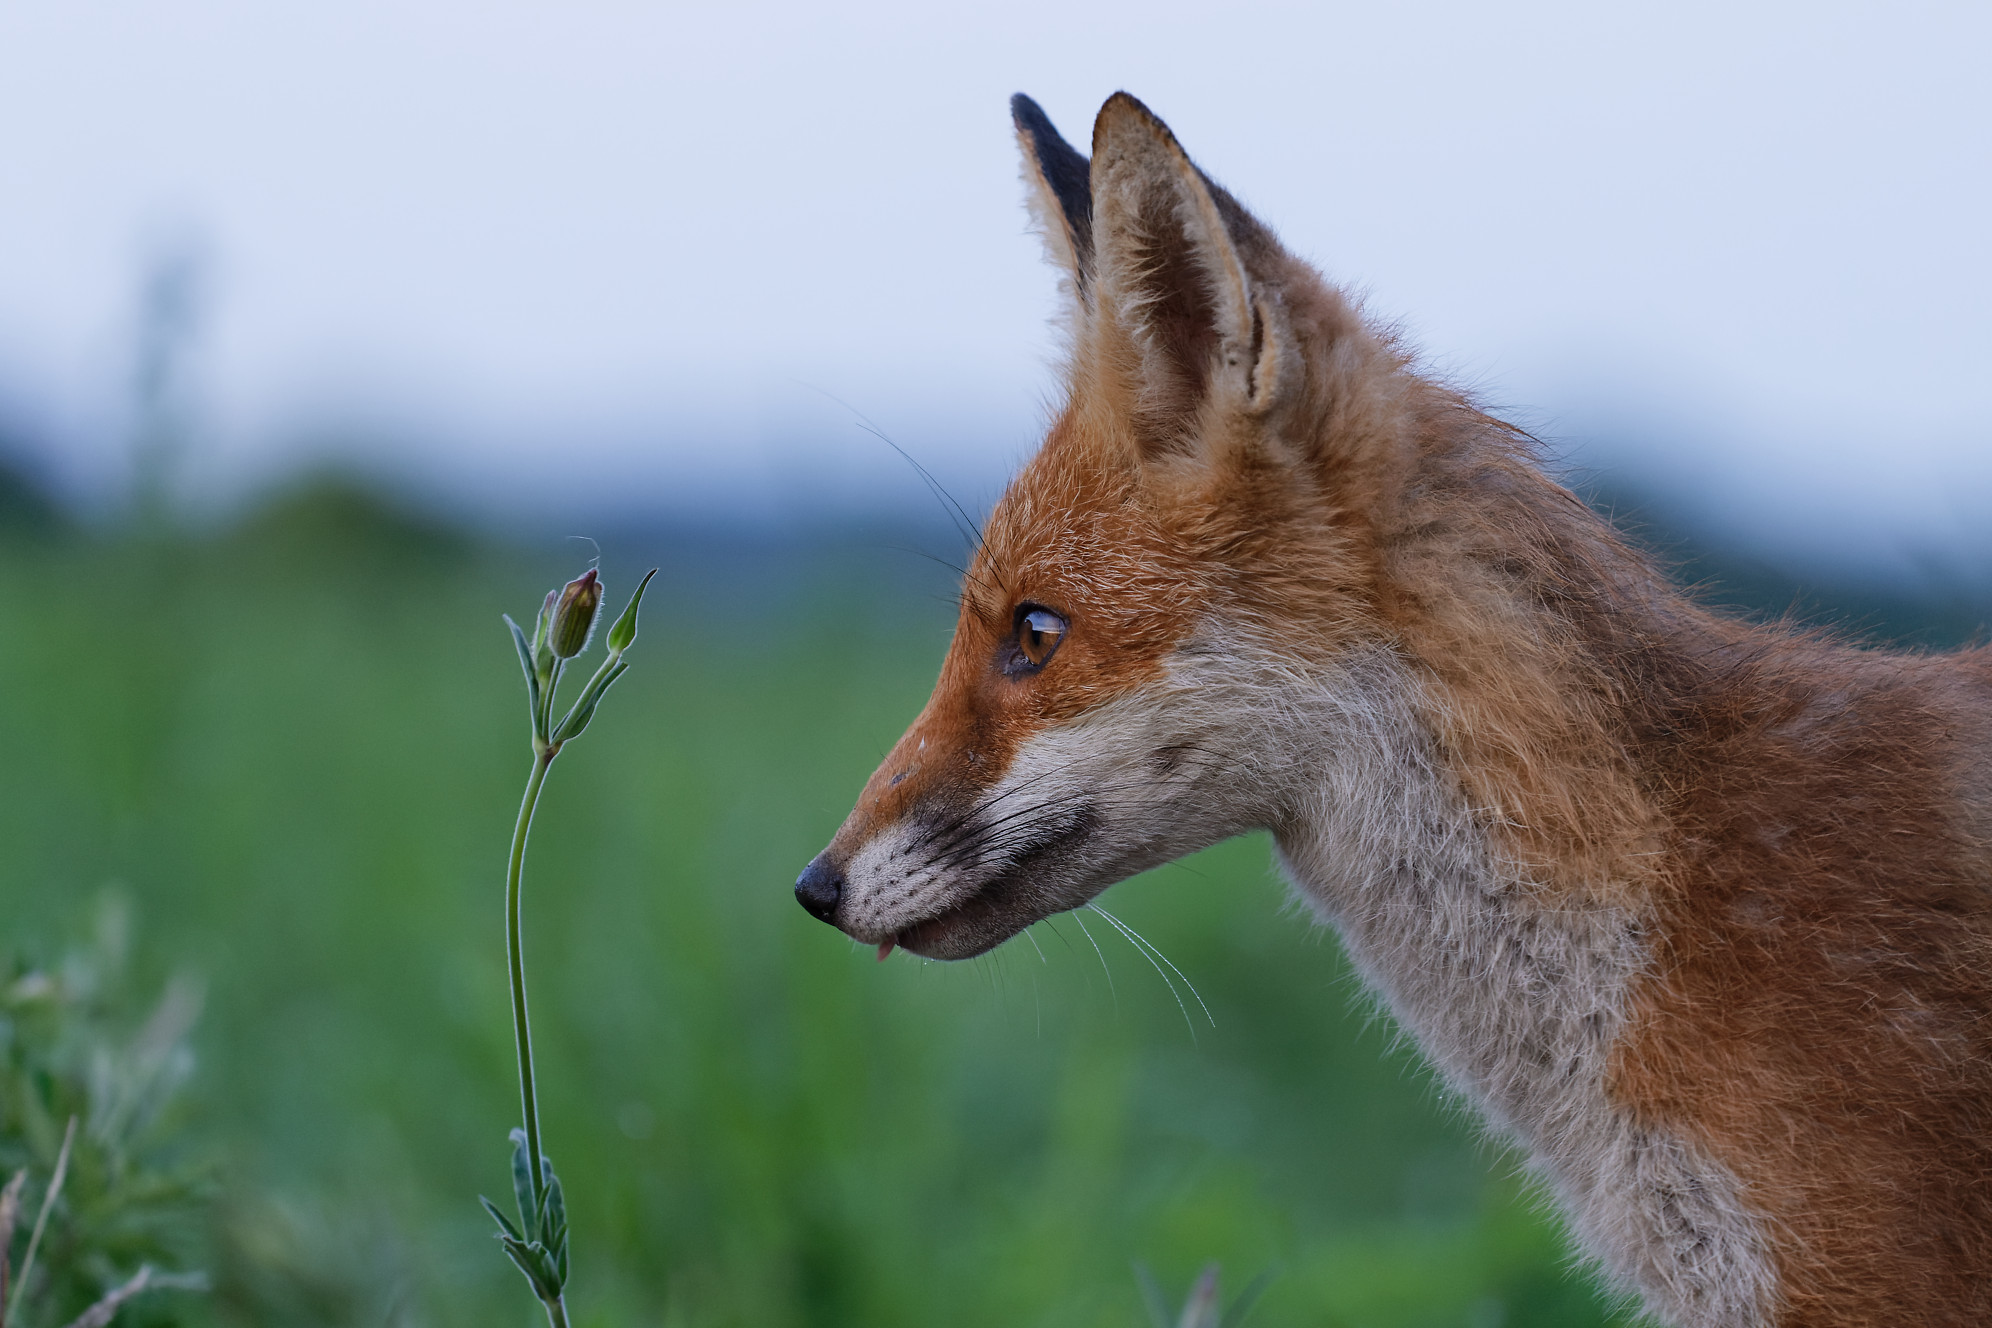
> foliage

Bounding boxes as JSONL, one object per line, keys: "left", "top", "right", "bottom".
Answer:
{"left": 0, "top": 894, "right": 208, "bottom": 1328}
{"left": 1135, "top": 1263, "right": 1270, "bottom": 1328}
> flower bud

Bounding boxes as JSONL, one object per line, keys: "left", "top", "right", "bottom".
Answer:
{"left": 548, "top": 570, "right": 602, "bottom": 659}
{"left": 534, "top": 588, "right": 558, "bottom": 646}
{"left": 532, "top": 588, "right": 559, "bottom": 674}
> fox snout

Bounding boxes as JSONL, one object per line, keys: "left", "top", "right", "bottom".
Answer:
{"left": 793, "top": 652, "right": 1264, "bottom": 960}
{"left": 792, "top": 853, "right": 843, "bottom": 924}
{"left": 792, "top": 750, "right": 1108, "bottom": 960}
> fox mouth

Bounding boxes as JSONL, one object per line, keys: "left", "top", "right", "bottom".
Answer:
{"left": 882, "top": 804, "right": 1101, "bottom": 960}
{"left": 892, "top": 879, "right": 1024, "bottom": 959}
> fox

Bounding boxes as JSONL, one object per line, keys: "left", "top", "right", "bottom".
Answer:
{"left": 792, "top": 92, "right": 1992, "bottom": 1328}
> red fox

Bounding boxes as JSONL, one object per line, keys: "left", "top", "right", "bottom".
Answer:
{"left": 793, "top": 92, "right": 1992, "bottom": 1328}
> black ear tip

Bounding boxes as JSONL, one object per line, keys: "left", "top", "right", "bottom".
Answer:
{"left": 1011, "top": 92, "right": 1050, "bottom": 133}
{"left": 1011, "top": 92, "right": 1094, "bottom": 279}
{"left": 1012, "top": 94, "right": 1086, "bottom": 172}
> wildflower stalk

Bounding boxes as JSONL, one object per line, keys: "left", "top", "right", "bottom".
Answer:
{"left": 505, "top": 749, "right": 554, "bottom": 1268}
{"left": 484, "top": 564, "right": 656, "bottom": 1328}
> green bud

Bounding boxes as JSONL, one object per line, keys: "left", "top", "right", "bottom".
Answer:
{"left": 605, "top": 568, "right": 657, "bottom": 654}
{"left": 532, "top": 589, "right": 556, "bottom": 649}
{"left": 532, "top": 588, "right": 558, "bottom": 676}
{"left": 548, "top": 570, "right": 602, "bottom": 660}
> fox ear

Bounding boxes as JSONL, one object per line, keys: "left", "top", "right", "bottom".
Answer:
{"left": 1011, "top": 94, "right": 1094, "bottom": 305}
{"left": 1088, "top": 93, "right": 1287, "bottom": 457}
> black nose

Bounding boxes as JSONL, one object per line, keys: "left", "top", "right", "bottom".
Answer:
{"left": 794, "top": 854, "right": 844, "bottom": 924}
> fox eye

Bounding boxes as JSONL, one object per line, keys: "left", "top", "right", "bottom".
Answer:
{"left": 1015, "top": 606, "right": 1067, "bottom": 670}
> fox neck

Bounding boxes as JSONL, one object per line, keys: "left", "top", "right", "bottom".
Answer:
{"left": 1243, "top": 462, "right": 1778, "bottom": 1327}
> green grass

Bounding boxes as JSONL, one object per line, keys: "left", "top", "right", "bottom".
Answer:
{"left": 0, "top": 485, "right": 1659, "bottom": 1327}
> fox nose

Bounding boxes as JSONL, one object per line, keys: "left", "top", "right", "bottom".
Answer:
{"left": 794, "top": 854, "right": 844, "bottom": 925}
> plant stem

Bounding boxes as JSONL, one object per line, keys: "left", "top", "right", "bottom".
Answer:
{"left": 6, "top": 1114, "right": 76, "bottom": 1325}
{"left": 507, "top": 749, "right": 555, "bottom": 1219}
{"left": 544, "top": 1295, "right": 571, "bottom": 1328}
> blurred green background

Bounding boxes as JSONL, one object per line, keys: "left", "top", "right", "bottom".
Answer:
{"left": 1, "top": 469, "right": 1984, "bottom": 1328}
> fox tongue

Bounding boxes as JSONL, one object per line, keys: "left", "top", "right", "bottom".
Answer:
{"left": 876, "top": 940, "right": 896, "bottom": 962}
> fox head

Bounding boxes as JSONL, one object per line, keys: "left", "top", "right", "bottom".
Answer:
{"left": 795, "top": 92, "right": 1452, "bottom": 959}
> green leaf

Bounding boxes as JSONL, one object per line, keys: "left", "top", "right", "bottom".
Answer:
{"left": 498, "top": 1234, "right": 558, "bottom": 1298}
{"left": 504, "top": 615, "right": 533, "bottom": 682}
{"left": 1134, "top": 1264, "right": 1172, "bottom": 1328}
{"left": 605, "top": 568, "right": 657, "bottom": 654}
{"left": 1178, "top": 1265, "right": 1220, "bottom": 1328}
{"left": 480, "top": 1194, "right": 522, "bottom": 1243}
{"left": 543, "top": 1169, "right": 568, "bottom": 1268}
{"left": 551, "top": 660, "right": 627, "bottom": 745}
{"left": 509, "top": 1129, "right": 537, "bottom": 1240}
{"left": 533, "top": 588, "right": 556, "bottom": 652}
{"left": 1220, "top": 1269, "right": 1274, "bottom": 1328}
{"left": 504, "top": 615, "right": 545, "bottom": 724}
{"left": 541, "top": 1163, "right": 564, "bottom": 1223}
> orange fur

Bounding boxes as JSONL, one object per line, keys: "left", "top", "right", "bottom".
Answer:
{"left": 798, "top": 93, "right": 1992, "bottom": 1326}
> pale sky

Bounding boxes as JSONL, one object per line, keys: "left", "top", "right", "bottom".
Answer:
{"left": 1, "top": 1, "right": 1987, "bottom": 568}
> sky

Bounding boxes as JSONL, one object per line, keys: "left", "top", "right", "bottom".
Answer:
{"left": 0, "top": 1, "right": 1987, "bottom": 569}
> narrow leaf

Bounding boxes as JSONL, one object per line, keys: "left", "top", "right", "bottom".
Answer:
{"left": 498, "top": 1236, "right": 539, "bottom": 1284}
{"left": 1220, "top": 1269, "right": 1275, "bottom": 1328}
{"left": 534, "top": 589, "right": 557, "bottom": 654}
{"left": 498, "top": 1237, "right": 561, "bottom": 1300}
{"left": 12, "top": 1114, "right": 77, "bottom": 1326}
{"left": 505, "top": 615, "right": 534, "bottom": 682}
{"left": 1178, "top": 1264, "right": 1221, "bottom": 1328}
{"left": 551, "top": 660, "right": 628, "bottom": 745}
{"left": 56, "top": 1264, "right": 152, "bottom": 1328}
{"left": 543, "top": 1169, "right": 568, "bottom": 1253}
{"left": 1133, "top": 1263, "right": 1172, "bottom": 1328}
{"left": 0, "top": 1169, "right": 25, "bottom": 1261}
{"left": 533, "top": 590, "right": 559, "bottom": 687}
{"left": 527, "top": 1244, "right": 557, "bottom": 1294}
{"left": 509, "top": 1129, "right": 537, "bottom": 1240}
{"left": 479, "top": 1195, "right": 522, "bottom": 1242}
{"left": 605, "top": 568, "right": 657, "bottom": 653}
{"left": 505, "top": 616, "right": 545, "bottom": 732}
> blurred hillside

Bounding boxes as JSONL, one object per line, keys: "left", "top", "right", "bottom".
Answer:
{"left": 1575, "top": 478, "right": 1992, "bottom": 652}
{"left": 0, "top": 452, "right": 1985, "bottom": 1328}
